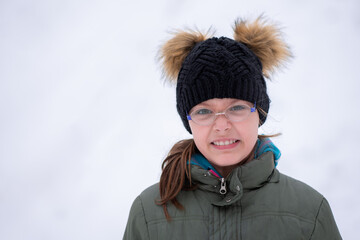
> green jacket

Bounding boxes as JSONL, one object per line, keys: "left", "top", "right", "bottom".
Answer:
{"left": 124, "top": 152, "right": 342, "bottom": 239}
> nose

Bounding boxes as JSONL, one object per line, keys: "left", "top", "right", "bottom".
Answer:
{"left": 213, "top": 113, "right": 231, "bottom": 132}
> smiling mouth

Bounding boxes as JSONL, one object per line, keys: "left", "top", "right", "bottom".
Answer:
{"left": 212, "top": 140, "right": 239, "bottom": 146}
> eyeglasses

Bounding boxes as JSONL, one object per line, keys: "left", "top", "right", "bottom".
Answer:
{"left": 187, "top": 102, "right": 256, "bottom": 126}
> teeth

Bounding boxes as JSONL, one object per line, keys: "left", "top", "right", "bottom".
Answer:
{"left": 213, "top": 140, "right": 237, "bottom": 146}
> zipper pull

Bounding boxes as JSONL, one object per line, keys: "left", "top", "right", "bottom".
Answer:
{"left": 219, "top": 178, "right": 227, "bottom": 195}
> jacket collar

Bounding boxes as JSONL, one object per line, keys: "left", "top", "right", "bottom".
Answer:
{"left": 190, "top": 151, "right": 279, "bottom": 206}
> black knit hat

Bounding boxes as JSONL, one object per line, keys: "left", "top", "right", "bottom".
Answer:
{"left": 159, "top": 17, "right": 291, "bottom": 134}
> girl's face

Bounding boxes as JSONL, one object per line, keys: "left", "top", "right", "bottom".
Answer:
{"left": 188, "top": 98, "right": 259, "bottom": 176}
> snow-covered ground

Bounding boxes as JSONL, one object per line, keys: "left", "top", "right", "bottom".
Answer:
{"left": 0, "top": 0, "right": 359, "bottom": 239}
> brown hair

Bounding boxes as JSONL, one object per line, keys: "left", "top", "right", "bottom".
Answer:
{"left": 157, "top": 139, "right": 196, "bottom": 220}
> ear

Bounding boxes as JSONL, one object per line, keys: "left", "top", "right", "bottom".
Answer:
{"left": 158, "top": 29, "right": 211, "bottom": 84}
{"left": 233, "top": 16, "right": 292, "bottom": 78}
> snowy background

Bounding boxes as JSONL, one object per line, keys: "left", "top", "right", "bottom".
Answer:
{"left": 0, "top": 0, "right": 359, "bottom": 239}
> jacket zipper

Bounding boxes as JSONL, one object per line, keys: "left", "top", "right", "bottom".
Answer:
{"left": 219, "top": 178, "right": 227, "bottom": 194}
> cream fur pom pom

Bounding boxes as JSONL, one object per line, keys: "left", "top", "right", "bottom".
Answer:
{"left": 233, "top": 16, "right": 292, "bottom": 78}
{"left": 158, "top": 30, "right": 211, "bottom": 84}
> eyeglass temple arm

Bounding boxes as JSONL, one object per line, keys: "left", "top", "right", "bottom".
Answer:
{"left": 251, "top": 102, "right": 256, "bottom": 112}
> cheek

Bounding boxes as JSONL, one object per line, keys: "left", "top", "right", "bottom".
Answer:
{"left": 235, "top": 123, "right": 258, "bottom": 142}
{"left": 238, "top": 114, "right": 259, "bottom": 142}
{"left": 189, "top": 122, "right": 209, "bottom": 149}
{"left": 248, "top": 124, "right": 259, "bottom": 145}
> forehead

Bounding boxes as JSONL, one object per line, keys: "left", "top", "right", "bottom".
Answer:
{"left": 194, "top": 98, "right": 252, "bottom": 108}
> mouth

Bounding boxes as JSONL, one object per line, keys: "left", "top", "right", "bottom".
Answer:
{"left": 211, "top": 139, "right": 239, "bottom": 146}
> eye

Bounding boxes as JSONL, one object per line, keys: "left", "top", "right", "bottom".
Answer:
{"left": 193, "top": 108, "right": 213, "bottom": 115}
{"left": 228, "top": 105, "right": 247, "bottom": 112}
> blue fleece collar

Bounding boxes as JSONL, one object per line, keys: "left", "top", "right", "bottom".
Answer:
{"left": 254, "top": 138, "right": 281, "bottom": 167}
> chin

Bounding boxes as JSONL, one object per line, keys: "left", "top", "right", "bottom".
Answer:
{"left": 211, "top": 156, "right": 243, "bottom": 167}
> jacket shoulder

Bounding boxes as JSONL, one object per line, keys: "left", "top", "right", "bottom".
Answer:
{"left": 123, "top": 183, "right": 162, "bottom": 240}
{"left": 123, "top": 195, "right": 150, "bottom": 240}
{"left": 137, "top": 183, "right": 167, "bottom": 222}
{"left": 278, "top": 172, "right": 324, "bottom": 199}
{"left": 139, "top": 183, "right": 160, "bottom": 202}
{"left": 267, "top": 172, "right": 324, "bottom": 226}
{"left": 277, "top": 173, "right": 342, "bottom": 239}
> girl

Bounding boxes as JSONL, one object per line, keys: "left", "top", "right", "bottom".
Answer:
{"left": 123, "top": 16, "right": 342, "bottom": 240}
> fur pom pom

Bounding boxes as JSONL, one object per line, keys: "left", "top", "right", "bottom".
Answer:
{"left": 233, "top": 16, "right": 292, "bottom": 78}
{"left": 158, "top": 30, "right": 211, "bottom": 84}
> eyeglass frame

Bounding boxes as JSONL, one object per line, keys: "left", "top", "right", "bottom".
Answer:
{"left": 186, "top": 102, "right": 257, "bottom": 126}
